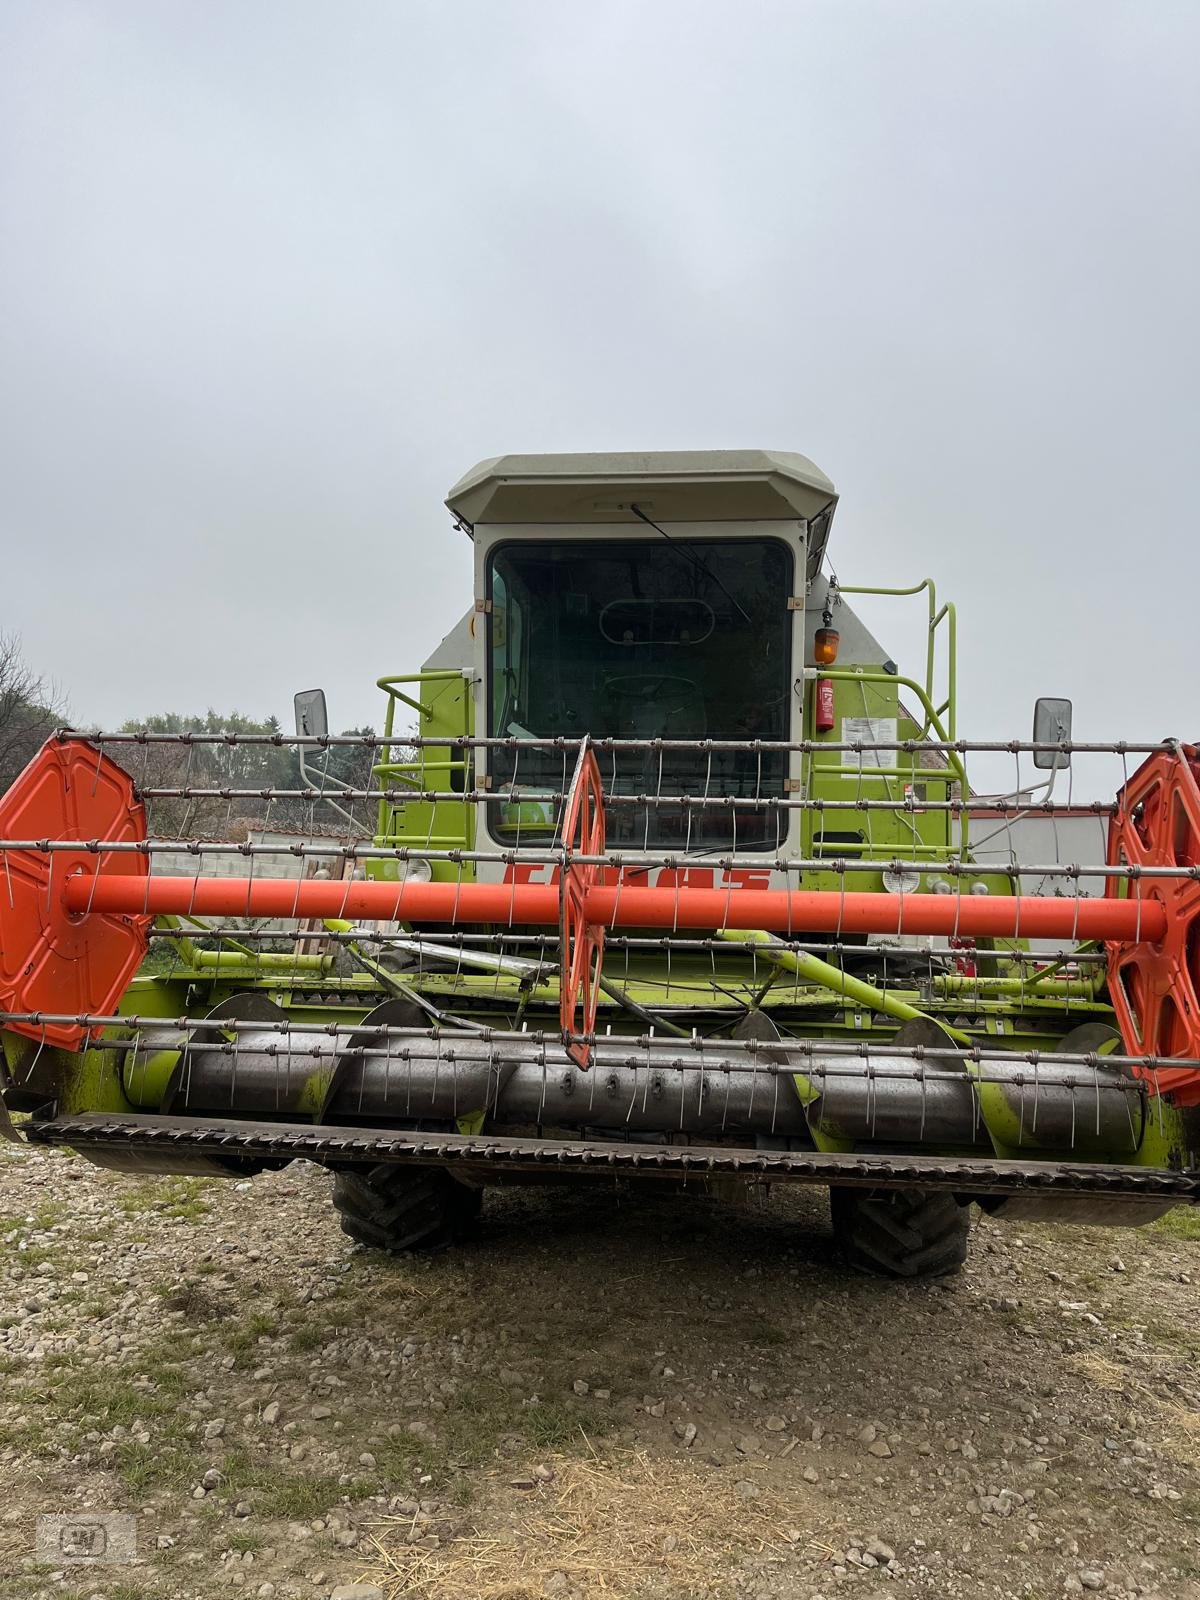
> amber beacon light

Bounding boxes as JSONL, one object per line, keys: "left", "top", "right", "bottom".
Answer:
{"left": 813, "top": 625, "right": 840, "bottom": 664}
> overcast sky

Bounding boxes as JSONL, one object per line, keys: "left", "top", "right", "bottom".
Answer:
{"left": 1, "top": 1, "right": 1196, "bottom": 799}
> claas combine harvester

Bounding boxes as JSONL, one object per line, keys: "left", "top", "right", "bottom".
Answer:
{"left": 2, "top": 451, "right": 1198, "bottom": 1277}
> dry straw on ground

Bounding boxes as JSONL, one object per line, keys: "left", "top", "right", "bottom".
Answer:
{"left": 1069, "top": 1350, "right": 1200, "bottom": 1470}
{"left": 363, "top": 1438, "right": 805, "bottom": 1599}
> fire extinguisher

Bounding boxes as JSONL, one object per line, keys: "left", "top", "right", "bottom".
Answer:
{"left": 815, "top": 677, "right": 835, "bottom": 733}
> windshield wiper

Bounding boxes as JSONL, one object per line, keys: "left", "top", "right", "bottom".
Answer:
{"left": 629, "top": 503, "right": 752, "bottom": 625}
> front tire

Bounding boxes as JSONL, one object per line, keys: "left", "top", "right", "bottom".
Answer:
{"left": 830, "top": 1186, "right": 971, "bottom": 1278}
{"left": 331, "top": 1163, "right": 481, "bottom": 1253}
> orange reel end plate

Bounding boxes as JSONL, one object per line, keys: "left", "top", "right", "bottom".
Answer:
{"left": 0, "top": 740, "right": 150, "bottom": 1049}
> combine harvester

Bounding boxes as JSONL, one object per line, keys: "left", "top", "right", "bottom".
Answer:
{"left": 1, "top": 451, "right": 1197, "bottom": 1276}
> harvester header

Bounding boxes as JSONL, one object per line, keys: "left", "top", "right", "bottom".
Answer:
{"left": 1, "top": 449, "right": 1197, "bottom": 1276}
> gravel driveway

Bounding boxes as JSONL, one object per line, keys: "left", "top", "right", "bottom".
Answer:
{"left": 0, "top": 1140, "right": 1197, "bottom": 1599}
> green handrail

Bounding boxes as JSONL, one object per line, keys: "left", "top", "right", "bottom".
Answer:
{"left": 836, "top": 579, "right": 957, "bottom": 740}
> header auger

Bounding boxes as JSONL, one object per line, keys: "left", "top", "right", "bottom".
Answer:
{"left": 1, "top": 449, "right": 1198, "bottom": 1278}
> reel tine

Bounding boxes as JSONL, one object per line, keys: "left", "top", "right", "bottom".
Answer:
{"left": 432, "top": 1027, "right": 444, "bottom": 1112}
{"left": 746, "top": 1036, "right": 761, "bottom": 1127}
{"left": 448, "top": 1038, "right": 460, "bottom": 1122}
{"left": 1091, "top": 1053, "right": 1104, "bottom": 1142}
{"left": 586, "top": 1031, "right": 600, "bottom": 1119}
{"left": 227, "top": 1011, "right": 241, "bottom": 1112}
{"left": 1068, "top": 1068, "right": 1077, "bottom": 1151}
{"left": 1013, "top": 1061, "right": 1028, "bottom": 1147}
{"left": 637, "top": 1029, "right": 653, "bottom": 1122}
{"left": 403, "top": 1033, "right": 416, "bottom": 1118}
{"left": 536, "top": 1029, "right": 549, "bottom": 1124}
{"left": 282, "top": 1018, "right": 294, "bottom": 1115}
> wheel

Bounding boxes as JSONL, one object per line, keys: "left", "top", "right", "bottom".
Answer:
{"left": 331, "top": 1163, "right": 482, "bottom": 1253}
{"left": 830, "top": 1186, "right": 971, "bottom": 1279}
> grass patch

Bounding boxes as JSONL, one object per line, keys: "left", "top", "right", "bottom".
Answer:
{"left": 80, "top": 1296, "right": 116, "bottom": 1317}
{"left": 423, "top": 1377, "right": 589, "bottom": 1470}
{"left": 151, "top": 1364, "right": 189, "bottom": 1401}
{"left": 115, "top": 1438, "right": 197, "bottom": 1493}
{"left": 219, "top": 1447, "right": 263, "bottom": 1494}
{"left": 259, "top": 1474, "right": 349, "bottom": 1519}
{"left": 1137, "top": 1316, "right": 1200, "bottom": 1359}
{"left": 1151, "top": 1207, "right": 1200, "bottom": 1242}
{"left": 5, "top": 1241, "right": 58, "bottom": 1270}
{"left": 526, "top": 1401, "right": 587, "bottom": 1451}
{"left": 0, "top": 1201, "right": 66, "bottom": 1237}
{"left": 289, "top": 1323, "right": 327, "bottom": 1353}
{"left": 228, "top": 1311, "right": 280, "bottom": 1350}
{"left": 370, "top": 1434, "right": 434, "bottom": 1485}
{"left": 284, "top": 1285, "right": 354, "bottom": 1353}
{"left": 0, "top": 1416, "right": 54, "bottom": 1454}
{"left": 207, "top": 1451, "right": 351, "bottom": 1520}
{"left": 116, "top": 1176, "right": 213, "bottom": 1223}
{"left": 136, "top": 1333, "right": 200, "bottom": 1387}
{"left": 436, "top": 1377, "right": 527, "bottom": 1466}
{"left": 50, "top": 1370, "right": 172, "bottom": 1430}
{"left": 9, "top": 1348, "right": 196, "bottom": 1480}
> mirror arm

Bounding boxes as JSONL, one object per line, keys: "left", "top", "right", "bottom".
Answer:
{"left": 296, "top": 744, "right": 371, "bottom": 837}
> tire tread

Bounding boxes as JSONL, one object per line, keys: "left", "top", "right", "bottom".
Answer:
{"left": 331, "top": 1164, "right": 480, "bottom": 1253}
{"left": 831, "top": 1186, "right": 970, "bottom": 1278}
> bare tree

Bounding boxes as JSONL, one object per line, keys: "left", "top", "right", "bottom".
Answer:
{"left": 0, "top": 632, "right": 66, "bottom": 791}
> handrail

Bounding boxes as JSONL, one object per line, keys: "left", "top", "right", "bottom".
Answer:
{"left": 377, "top": 670, "right": 470, "bottom": 727}
{"left": 837, "top": 579, "right": 957, "bottom": 740}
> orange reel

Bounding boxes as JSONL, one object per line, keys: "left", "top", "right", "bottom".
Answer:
{"left": 558, "top": 743, "right": 606, "bottom": 1068}
{"left": 0, "top": 740, "right": 150, "bottom": 1049}
{"left": 1107, "top": 744, "right": 1200, "bottom": 1104}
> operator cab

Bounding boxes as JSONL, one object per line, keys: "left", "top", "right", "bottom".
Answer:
{"left": 446, "top": 451, "right": 838, "bottom": 854}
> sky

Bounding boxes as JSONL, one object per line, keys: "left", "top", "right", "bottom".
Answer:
{"left": 1, "top": 0, "right": 1197, "bottom": 802}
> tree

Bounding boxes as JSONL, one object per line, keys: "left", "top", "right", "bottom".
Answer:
{"left": 116, "top": 710, "right": 294, "bottom": 837}
{"left": 116, "top": 710, "right": 378, "bottom": 838}
{"left": 0, "top": 633, "right": 66, "bottom": 792}
{"left": 320, "top": 724, "right": 380, "bottom": 793}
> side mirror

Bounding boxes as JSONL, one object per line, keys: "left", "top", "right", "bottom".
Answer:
{"left": 294, "top": 688, "right": 329, "bottom": 741}
{"left": 1032, "top": 696, "right": 1072, "bottom": 769}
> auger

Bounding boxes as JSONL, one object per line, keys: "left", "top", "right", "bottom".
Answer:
{"left": 2, "top": 452, "right": 1197, "bottom": 1276}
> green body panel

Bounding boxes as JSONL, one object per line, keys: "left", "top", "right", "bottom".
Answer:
{"left": 371, "top": 672, "right": 475, "bottom": 885}
{"left": 802, "top": 677, "right": 958, "bottom": 871}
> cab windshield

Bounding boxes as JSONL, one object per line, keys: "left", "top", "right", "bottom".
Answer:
{"left": 488, "top": 537, "right": 792, "bottom": 849}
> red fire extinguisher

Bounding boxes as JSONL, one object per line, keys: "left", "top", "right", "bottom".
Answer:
{"left": 815, "top": 677, "right": 835, "bottom": 733}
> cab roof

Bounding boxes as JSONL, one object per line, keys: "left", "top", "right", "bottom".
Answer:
{"left": 446, "top": 450, "right": 838, "bottom": 575}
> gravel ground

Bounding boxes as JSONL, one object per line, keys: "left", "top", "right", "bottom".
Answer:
{"left": 0, "top": 1139, "right": 1197, "bottom": 1600}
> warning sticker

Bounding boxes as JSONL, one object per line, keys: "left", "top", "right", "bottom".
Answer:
{"left": 841, "top": 716, "right": 898, "bottom": 770}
